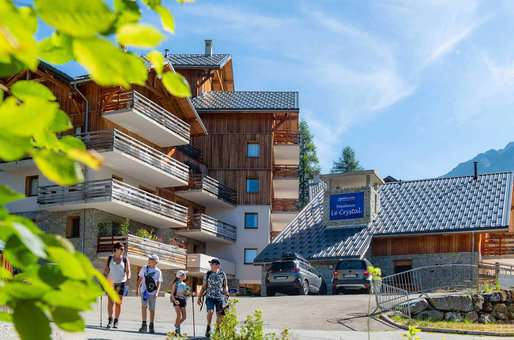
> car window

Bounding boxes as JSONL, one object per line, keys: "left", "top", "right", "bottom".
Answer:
{"left": 336, "top": 260, "right": 367, "bottom": 270}
{"left": 270, "top": 261, "right": 295, "bottom": 271}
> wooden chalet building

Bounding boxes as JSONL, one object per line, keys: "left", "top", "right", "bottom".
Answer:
{"left": 0, "top": 40, "right": 300, "bottom": 293}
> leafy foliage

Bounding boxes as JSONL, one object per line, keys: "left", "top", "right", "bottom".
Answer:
{"left": 0, "top": 0, "right": 193, "bottom": 339}
{"left": 135, "top": 228, "right": 159, "bottom": 241}
{"left": 298, "top": 120, "right": 320, "bottom": 208}
{"left": 331, "top": 146, "right": 363, "bottom": 174}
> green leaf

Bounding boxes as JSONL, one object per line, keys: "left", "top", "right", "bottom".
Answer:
{"left": 0, "top": 97, "right": 58, "bottom": 136}
{"left": 12, "top": 301, "right": 51, "bottom": 340}
{"left": 0, "top": 132, "right": 32, "bottom": 161}
{"left": 35, "top": 0, "right": 115, "bottom": 38}
{"left": 116, "top": 23, "right": 164, "bottom": 48}
{"left": 73, "top": 38, "right": 147, "bottom": 88}
{"left": 114, "top": 0, "right": 142, "bottom": 27}
{"left": 0, "top": 185, "right": 24, "bottom": 205}
{"left": 3, "top": 236, "right": 38, "bottom": 269}
{"left": 42, "top": 280, "right": 99, "bottom": 310}
{"left": 11, "top": 80, "right": 56, "bottom": 101}
{"left": 33, "top": 149, "right": 84, "bottom": 186}
{"left": 0, "top": 312, "right": 12, "bottom": 322}
{"left": 49, "top": 109, "right": 72, "bottom": 132}
{"left": 162, "top": 71, "right": 191, "bottom": 97}
{"left": 38, "top": 264, "right": 67, "bottom": 289}
{"left": 47, "top": 247, "right": 87, "bottom": 280}
{"left": 147, "top": 50, "right": 164, "bottom": 76}
{"left": 6, "top": 218, "right": 46, "bottom": 258}
{"left": 0, "top": 267, "right": 13, "bottom": 280}
{"left": 155, "top": 5, "right": 175, "bottom": 33}
{"left": 51, "top": 307, "right": 85, "bottom": 332}
{"left": 59, "top": 136, "right": 102, "bottom": 170}
{"left": 4, "top": 280, "right": 51, "bottom": 300}
{"left": 37, "top": 33, "right": 74, "bottom": 64}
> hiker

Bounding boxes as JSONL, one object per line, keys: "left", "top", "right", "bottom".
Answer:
{"left": 170, "top": 270, "right": 190, "bottom": 335}
{"left": 136, "top": 254, "right": 163, "bottom": 333}
{"left": 103, "top": 241, "right": 131, "bottom": 329}
{"left": 197, "top": 258, "right": 229, "bottom": 337}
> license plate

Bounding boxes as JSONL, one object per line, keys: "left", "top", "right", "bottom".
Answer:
{"left": 343, "top": 274, "right": 358, "bottom": 278}
{"left": 274, "top": 276, "right": 288, "bottom": 280}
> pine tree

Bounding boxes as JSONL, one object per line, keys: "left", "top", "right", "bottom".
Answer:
{"left": 298, "top": 120, "right": 321, "bottom": 208}
{"left": 331, "top": 146, "right": 363, "bottom": 174}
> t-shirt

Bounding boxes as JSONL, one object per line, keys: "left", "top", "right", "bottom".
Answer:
{"left": 204, "top": 270, "right": 226, "bottom": 299}
{"left": 175, "top": 281, "right": 189, "bottom": 298}
{"left": 108, "top": 256, "right": 127, "bottom": 284}
{"left": 138, "top": 265, "right": 162, "bottom": 295}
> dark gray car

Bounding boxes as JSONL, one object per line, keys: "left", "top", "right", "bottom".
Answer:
{"left": 332, "top": 258, "right": 373, "bottom": 294}
{"left": 266, "top": 257, "right": 326, "bottom": 296}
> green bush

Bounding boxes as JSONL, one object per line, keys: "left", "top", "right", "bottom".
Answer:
{"left": 135, "top": 228, "right": 159, "bottom": 241}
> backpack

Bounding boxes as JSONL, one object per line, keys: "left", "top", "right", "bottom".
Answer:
{"left": 144, "top": 266, "right": 157, "bottom": 293}
{"left": 107, "top": 255, "right": 127, "bottom": 268}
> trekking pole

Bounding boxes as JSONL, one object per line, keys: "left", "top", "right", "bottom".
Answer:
{"left": 99, "top": 295, "right": 103, "bottom": 327}
{"left": 191, "top": 294, "right": 196, "bottom": 338}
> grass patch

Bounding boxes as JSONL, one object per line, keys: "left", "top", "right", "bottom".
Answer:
{"left": 391, "top": 314, "right": 514, "bottom": 333}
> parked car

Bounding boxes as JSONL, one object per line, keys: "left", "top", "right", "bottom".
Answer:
{"left": 332, "top": 258, "right": 373, "bottom": 294}
{"left": 266, "top": 254, "right": 326, "bottom": 296}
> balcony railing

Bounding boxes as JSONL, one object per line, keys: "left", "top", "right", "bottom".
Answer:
{"left": 190, "top": 174, "right": 237, "bottom": 205}
{"left": 38, "top": 179, "right": 188, "bottom": 225}
{"left": 273, "top": 165, "right": 299, "bottom": 178}
{"left": 175, "top": 144, "right": 202, "bottom": 162}
{"left": 97, "top": 234, "right": 187, "bottom": 267}
{"left": 80, "top": 129, "right": 189, "bottom": 183}
{"left": 272, "top": 198, "right": 298, "bottom": 212}
{"left": 190, "top": 213, "right": 237, "bottom": 242}
{"left": 273, "top": 131, "right": 300, "bottom": 144}
{"left": 101, "top": 89, "right": 190, "bottom": 142}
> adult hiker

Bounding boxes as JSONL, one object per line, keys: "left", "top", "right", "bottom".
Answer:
{"left": 103, "top": 241, "right": 131, "bottom": 329}
{"left": 136, "top": 254, "right": 162, "bottom": 333}
{"left": 170, "top": 270, "right": 190, "bottom": 336}
{"left": 197, "top": 258, "right": 229, "bottom": 337}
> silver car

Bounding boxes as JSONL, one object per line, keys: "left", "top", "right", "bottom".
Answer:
{"left": 266, "top": 257, "right": 326, "bottom": 296}
{"left": 332, "top": 258, "right": 373, "bottom": 294}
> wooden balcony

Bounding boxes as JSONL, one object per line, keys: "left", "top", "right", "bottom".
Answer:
{"left": 271, "top": 198, "right": 298, "bottom": 233}
{"left": 273, "top": 166, "right": 299, "bottom": 199}
{"left": 38, "top": 179, "right": 188, "bottom": 228}
{"left": 272, "top": 198, "right": 298, "bottom": 212}
{"left": 97, "top": 234, "right": 186, "bottom": 270}
{"left": 481, "top": 233, "right": 514, "bottom": 257}
{"left": 101, "top": 89, "right": 190, "bottom": 147}
{"left": 81, "top": 129, "right": 189, "bottom": 187}
{"left": 273, "top": 131, "right": 300, "bottom": 144}
{"left": 186, "top": 253, "right": 235, "bottom": 277}
{"left": 273, "top": 131, "right": 299, "bottom": 165}
{"left": 176, "top": 174, "right": 237, "bottom": 208}
{"left": 177, "top": 213, "right": 237, "bottom": 243}
{"left": 273, "top": 165, "right": 299, "bottom": 178}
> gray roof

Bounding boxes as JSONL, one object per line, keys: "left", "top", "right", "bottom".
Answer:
{"left": 167, "top": 54, "right": 231, "bottom": 69}
{"left": 255, "top": 172, "right": 513, "bottom": 263}
{"left": 192, "top": 91, "right": 299, "bottom": 112}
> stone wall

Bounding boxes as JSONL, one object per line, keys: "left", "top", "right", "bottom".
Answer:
{"left": 406, "top": 290, "right": 514, "bottom": 324}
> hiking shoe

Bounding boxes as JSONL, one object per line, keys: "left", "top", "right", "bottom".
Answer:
{"left": 113, "top": 319, "right": 118, "bottom": 329}
{"left": 205, "top": 325, "right": 211, "bottom": 337}
{"left": 148, "top": 323, "right": 155, "bottom": 334}
{"left": 106, "top": 318, "right": 112, "bottom": 329}
{"left": 138, "top": 323, "right": 147, "bottom": 333}
{"left": 174, "top": 326, "right": 181, "bottom": 335}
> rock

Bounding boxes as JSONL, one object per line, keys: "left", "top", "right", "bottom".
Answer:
{"left": 415, "top": 309, "right": 445, "bottom": 322}
{"left": 482, "top": 301, "right": 493, "bottom": 312}
{"left": 472, "top": 294, "right": 484, "bottom": 311}
{"left": 478, "top": 313, "right": 495, "bottom": 324}
{"left": 500, "top": 290, "right": 508, "bottom": 302}
{"left": 428, "top": 295, "right": 474, "bottom": 312}
{"left": 445, "top": 312, "right": 463, "bottom": 322}
{"left": 406, "top": 299, "right": 429, "bottom": 315}
{"left": 486, "top": 292, "right": 502, "bottom": 302}
{"left": 493, "top": 303, "right": 509, "bottom": 320}
{"left": 507, "top": 304, "right": 514, "bottom": 319}
{"left": 464, "top": 311, "right": 478, "bottom": 323}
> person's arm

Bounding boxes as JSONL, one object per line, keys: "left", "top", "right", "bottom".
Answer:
{"left": 136, "top": 267, "right": 143, "bottom": 296}
{"left": 197, "top": 275, "right": 207, "bottom": 305}
{"left": 170, "top": 282, "right": 178, "bottom": 304}
{"left": 125, "top": 258, "right": 131, "bottom": 280}
{"left": 155, "top": 270, "right": 162, "bottom": 296}
{"left": 224, "top": 272, "right": 229, "bottom": 296}
{"left": 103, "top": 257, "right": 110, "bottom": 277}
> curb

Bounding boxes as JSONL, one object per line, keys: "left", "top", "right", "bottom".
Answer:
{"left": 380, "top": 312, "right": 514, "bottom": 337}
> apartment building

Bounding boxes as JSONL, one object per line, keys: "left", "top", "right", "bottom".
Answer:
{"left": 0, "top": 41, "right": 300, "bottom": 293}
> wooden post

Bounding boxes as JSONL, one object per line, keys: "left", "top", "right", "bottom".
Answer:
{"left": 495, "top": 262, "right": 500, "bottom": 283}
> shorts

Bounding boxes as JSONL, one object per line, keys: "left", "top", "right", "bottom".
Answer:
{"left": 205, "top": 297, "right": 224, "bottom": 313}
{"left": 141, "top": 293, "right": 157, "bottom": 311}
{"left": 174, "top": 296, "right": 187, "bottom": 308}
{"left": 113, "top": 282, "right": 126, "bottom": 297}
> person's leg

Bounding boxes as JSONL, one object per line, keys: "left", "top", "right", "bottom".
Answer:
{"left": 106, "top": 297, "right": 114, "bottom": 327}
{"left": 215, "top": 299, "right": 224, "bottom": 327}
{"left": 113, "top": 296, "right": 122, "bottom": 328}
{"left": 180, "top": 307, "right": 187, "bottom": 324}
{"left": 148, "top": 295, "right": 156, "bottom": 333}
{"left": 139, "top": 297, "right": 148, "bottom": 332}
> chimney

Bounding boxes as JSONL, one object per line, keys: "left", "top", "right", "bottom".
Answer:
{"left": 164, "top": 48, "right": 169, "bottom": 58}
{"left": 204, "top": 39, "right": 213, "bottom": 56}
{"left": 473, "top": 161, "right": 478, "bottom": 180}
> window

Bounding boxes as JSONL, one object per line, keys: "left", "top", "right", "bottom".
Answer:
{"left": 244, "top": 213, "right": 258, "bottom": 229}
{"left": 393, "top": 259, "right": 412, "bottom": 274}
{"left": 246, "top": 178, "right": 259, "bottom": 193}
{"left": 244, "top": 248, "right": 258, "bottom": 264}
{"left": 247, "top": 143, "right": 260, "bottom": 158}
{"left": 25, "top": 175, "right": 39, "bottom": 197}
{"left": 66, "top": 216, "right": 81, "bottom": 239}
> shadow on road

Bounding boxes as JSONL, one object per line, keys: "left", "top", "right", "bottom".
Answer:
{"left": 86, "top": 325, "right": 209, "bottom": 340}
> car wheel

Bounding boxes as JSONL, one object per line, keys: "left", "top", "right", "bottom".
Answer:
{"left": 266, "top": 289, "right": 275, "bottom": 297}
{"left": 319, "top": 281, "right": 327, "bottom": 295}
{"left": 301, "top": 280, "right": 309, "bottom": 295}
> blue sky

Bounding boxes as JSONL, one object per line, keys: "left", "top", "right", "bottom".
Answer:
{"left": 51, "top": 0, "right": 514, "bottom": 180}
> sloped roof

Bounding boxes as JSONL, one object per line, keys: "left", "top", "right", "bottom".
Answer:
{"left": 192, "top": 91, "right": 299, "bottom": 112}
{"left": 167, "top": 54, "right": 231, "bottom": 69}
{"left": 255, "top": 172, "right": 513, "bottom": 263}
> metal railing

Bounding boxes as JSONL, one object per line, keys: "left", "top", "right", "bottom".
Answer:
{"left": 80, "top": 129, "right": 189, "bottom": 182}
{"left": 273, "top": 131, "right": 300, "bottom": 144}
{"left": 176, "top": 144, "right": 202, "bottom": 161}
{"left": 190, "top": 213, "right": 237, "bottom": 242}
{"left": 101, "top": 89, "right": 190, "bottom": 142}
{"left": 38, "top": 179, "right": 188, "bottom": 224}
{"left": 97, "top": 234, "right": 187, "bottom": 267}
{"left": 190, "top": 174, "right": 237, "bottom": 206}
{"left": 273, "top": 165, "right": 299, "bottom": 178}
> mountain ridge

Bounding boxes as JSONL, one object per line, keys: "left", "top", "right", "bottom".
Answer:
{"left": 445, "top": 142, "right": 514, "bottom": 177}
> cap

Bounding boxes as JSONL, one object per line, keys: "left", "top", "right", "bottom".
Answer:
{"left": 176, "top": 270, "right": 187, "bottom": 278}
{"left": 208, "top": 258, "right": 221, "bottom": 265}
{"left": 148, "top": 254, "right": 160, "bottom": 262}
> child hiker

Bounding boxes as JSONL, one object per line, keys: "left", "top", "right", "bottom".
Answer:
{"left": 170, "top": 270, "right": 190, "bottom": 335}
{"left": 136, "top": 254, "right": 162, "bottom": 333}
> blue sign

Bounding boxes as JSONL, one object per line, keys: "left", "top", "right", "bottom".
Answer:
{"left": 329, "top": 192, "right": 365, "bottom": 221}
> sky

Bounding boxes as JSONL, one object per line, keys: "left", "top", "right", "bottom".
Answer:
{"left": 50, "top": 0, "right": 514, "bottom": 180}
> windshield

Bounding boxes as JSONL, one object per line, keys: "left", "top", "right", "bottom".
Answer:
{"left": 270, "top": 261, "right": 295, "bottom": 272}
{"left": 336, "top": 260, "right": 367, "bottom": 270}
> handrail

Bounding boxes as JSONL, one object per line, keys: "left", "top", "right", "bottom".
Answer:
{"left": 38, "top": 179, "right": 188, "bottom": 224}
{"left": 101, "top": 90, "right": 190, "bottom": 142}
{"left": 191, "top": 213, "right": 237, "bottom": 241}
{"left": 190, "top": 174, "right": 237, "bottom": 205}
{"left": 80, "top": 129, "right": 189, "bottom": 182}
{"left": 273, "top": 165, "right": 299, "bottom": 178}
